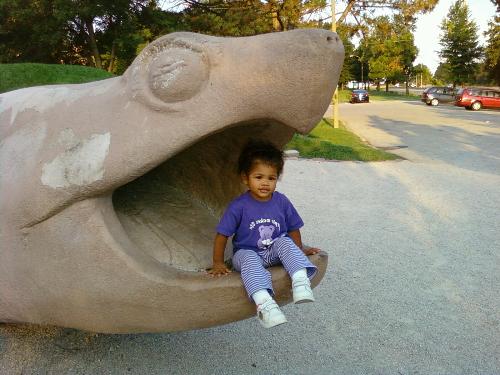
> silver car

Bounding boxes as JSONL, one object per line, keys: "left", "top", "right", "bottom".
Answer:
{"left": 421, "top": 86, "right": 457, "bottom": 106}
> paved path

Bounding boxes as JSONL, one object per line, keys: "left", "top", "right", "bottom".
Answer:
{"left": 1, "top": 101, "right": 499, "bottom": 374}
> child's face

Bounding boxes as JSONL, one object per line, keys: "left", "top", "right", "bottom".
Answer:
{"left": 241, "top": 161, "right": 278, "bottom": 202}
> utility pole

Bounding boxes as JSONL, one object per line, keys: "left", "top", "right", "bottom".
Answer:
{"left": 361, "top": 61, "right": 364, "bottom": 89}
{"left": 331, "top": 0, "right": 339, "bottom": 128}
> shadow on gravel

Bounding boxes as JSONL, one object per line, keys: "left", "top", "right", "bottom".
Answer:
{"left": 2, "top": 154, "right": 500, "bottom": 374}
{"left": 366, "top": 114, "right": 500, "bottom": 175}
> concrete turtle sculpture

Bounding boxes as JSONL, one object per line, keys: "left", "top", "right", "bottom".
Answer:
{"left": 0, "top": 29, "right": 344, "bottom": 333}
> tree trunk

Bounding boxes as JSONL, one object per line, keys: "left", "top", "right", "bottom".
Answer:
{"left": 338, "top": 0, "right": 356, "bottom": 24}
{"left": 108, "top": 41, "right": 116, "bottom": 73}
{"left": 405, "top": 78, "right": 410, "bottom": 96}
{"left": 385, "top": 81, "right": 389, "bottom": 92}
{"left": 272, "top": 11, "right": 280, "bottom": 30}
{"left": 85, "top": 17, "right": 102, "bottom": 69}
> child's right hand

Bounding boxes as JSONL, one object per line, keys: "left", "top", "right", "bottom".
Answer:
{"left": 208, "top": 263, "right": 232, "bottom": 277}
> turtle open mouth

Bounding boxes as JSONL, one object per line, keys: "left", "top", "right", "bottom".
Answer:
{"left": 0, "top": 29, "right": 340, "bottom": 333}
{"left": 112, "top": 120, "right": 294, "bottom": 272}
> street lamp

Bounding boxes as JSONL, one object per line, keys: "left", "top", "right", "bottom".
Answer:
{"left": 350, "top": 54, "right": 364, "bottom": 89}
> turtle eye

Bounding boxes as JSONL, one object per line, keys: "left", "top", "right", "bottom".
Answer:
{"left": 148, "top": 48, "right": 209, "bottom": 103}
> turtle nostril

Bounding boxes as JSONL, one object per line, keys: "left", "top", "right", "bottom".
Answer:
{"left": 327, "top": 36, "right": 333, "bottom": 42}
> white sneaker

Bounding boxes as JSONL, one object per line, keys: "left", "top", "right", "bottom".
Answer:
{"left": 292, "top": 277, "right": 315, "bottom": 304}
{"left": 256, "top": 299, "right": 288, "bottom": 328}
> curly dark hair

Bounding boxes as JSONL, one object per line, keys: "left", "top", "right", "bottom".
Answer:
{"left": 237, "top": 139, "right": 284, "bottom": 176}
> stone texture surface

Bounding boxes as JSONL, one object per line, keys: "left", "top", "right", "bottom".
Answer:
{"left": 0, "top": 30, "right": 344, "bottom": 333}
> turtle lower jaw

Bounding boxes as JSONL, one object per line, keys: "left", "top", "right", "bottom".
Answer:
{"left": 6, "top": 119, "right": 328, "bottom": 334}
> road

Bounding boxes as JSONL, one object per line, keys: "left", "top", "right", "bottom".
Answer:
{"left": 1, "top": 101, "right": 499, "bottom": 374}
{"left": 388, "top": 87, "right": 424, "bottom": 96}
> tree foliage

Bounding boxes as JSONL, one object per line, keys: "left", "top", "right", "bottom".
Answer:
{"left": 176, "top": 0, "right": 439, "bottom": 36}
{"left": 414, "top": 63, "right": 433, "bottom": 86}
{"left": 180, "top": 0, "right": 273, "bottom": 36}
{"left": 361, "top": 15, "right": 417, "bottom": 92}
{"left": 438, "top": 0, "right": 482, "bottom": 87}
{"left": 0, "top": 0, "right": 182, "bottom": 73}
{"left": 336, "top": 24, "right": 355, "bottom": 86}
{"left": 6, "top": 0, "right": 499, "bottom": 86}
{"left": 336, "top": 0, "right": 438, "bottom": 35}
{"left": 434, "top": 62, "right": 451, "bottom": 84}
{"left": 483, "top": 15, "right": 500, "bottom": 85}
{"left": 0, "top": 0, "right": 70, "bottom": 63}
{"left": 179, "top": 0, "right": 328, "bottom": 36}
{"left": 492, "top": 0, "right": 500, "bottom": 12}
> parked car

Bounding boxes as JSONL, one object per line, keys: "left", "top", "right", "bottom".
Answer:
{"left": 455, "top": 87, "right": 500, "bottom": 111}
{"left": 350, "top": 89, "right": 369, "bottom": 103}
{"left": 421, "top": 86, "right": 457, "bottom": 106}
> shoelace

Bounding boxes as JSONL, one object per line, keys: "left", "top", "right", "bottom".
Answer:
{"left": 292, "top": 277, "right": 310, "bottom": 289}
{"left": 257, "top": 299, "right": 278, "bottom": 313}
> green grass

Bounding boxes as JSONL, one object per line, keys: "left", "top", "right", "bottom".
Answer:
{"left": 0, "top": 63, "right": 114, "bottom": 93}
{"left": 368, "top": 89, "right": 419, "bottom": 101}
{"left": 285, "top": 118, "right": 400, "bottom": 161}
{"left": 338, "top": 89, "right": 352, "bottom": 103}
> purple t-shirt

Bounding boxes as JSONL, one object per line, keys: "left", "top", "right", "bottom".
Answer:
{"left": 216, "top": 191, "right": 304, "bottom": 253}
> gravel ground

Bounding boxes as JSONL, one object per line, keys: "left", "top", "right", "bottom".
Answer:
{"left": 1, "top": 101, "right": 499, "bottom": 374}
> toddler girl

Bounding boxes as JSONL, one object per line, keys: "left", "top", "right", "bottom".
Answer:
{"left": 208, "top": 139, "right": 320, "bottom": 328}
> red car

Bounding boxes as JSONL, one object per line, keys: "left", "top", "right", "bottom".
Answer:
{"left": 455, "top": 87, "right": 500, "bottom": 111}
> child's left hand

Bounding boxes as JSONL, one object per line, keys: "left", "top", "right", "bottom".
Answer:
{"left": 303, "top": 247, "right": 321, "bottom": 255}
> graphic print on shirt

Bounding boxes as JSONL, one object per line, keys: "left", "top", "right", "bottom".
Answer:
{"left": 257, "top": 225, "right": 275, "bottom": 249}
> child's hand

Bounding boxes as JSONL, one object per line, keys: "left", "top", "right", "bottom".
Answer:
{"left": 303, "top": 247, "right": 321, "bottom": 256}
{"left": 208, "top": 263, "right": 232, "bottom": 277}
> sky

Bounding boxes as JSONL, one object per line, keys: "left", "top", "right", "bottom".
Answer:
{"left": 414, "top": 0, "right": 497, "bottom": 74}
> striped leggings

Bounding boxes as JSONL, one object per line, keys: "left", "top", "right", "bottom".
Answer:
{"left": 232, "top": 236, "right": 317, "bottom": 300}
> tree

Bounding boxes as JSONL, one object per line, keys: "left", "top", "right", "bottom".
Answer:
{"left": 385, "top": 15, "right": 419, "bottom": 94}
{"left": 180, "top": 0, "right": 329, "bottom": 36}
{"left": 434, "top": 62, "right": 451, "bottom": 85}
{"left": 266, "top": 0, "right": 327, "bottom": 31}
{"left": 57, "top": 0, "right": 154, "bottom": 69}
{"left": 181, "top": 0, "right": 273, "bottom": 36}
{"left": 414, "top": 63, "right": 433, "bottom": 87}
{"left": 335, "top": 0, "right": 438, "bottom": 36}
{"left": 350, "top": 45, "right": 368, "bottom": 87}
{"left": 438, "top": 0, "right": 482, "bottom": 87}
{"left": 483, "top": 15, "right": 500, "bottom": 85}
{"left": 0, "top": 0, "right": 439, "bottom": 74}
{"left": 101, "top": 2, "right": 183, "bottom": 73}
{"left": 362, "top": 15, "right": 417, "bottom": 93}
{"left": 0, "top": 0, "right": 70, "bottom": 63}
{"left": 364, "top": 17, "right": 398, "bottom": 90}
{"left": 175, "top": 0, "right": 439, "bottom": 36}
{"left": 336, "top": 24, "right": 355, "bottom": 87}
{"left": 0, "top": 0, "right": 182, "bottom": 73}
{"left": 492, "top": 0, "right": 500, "bottom": 12}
